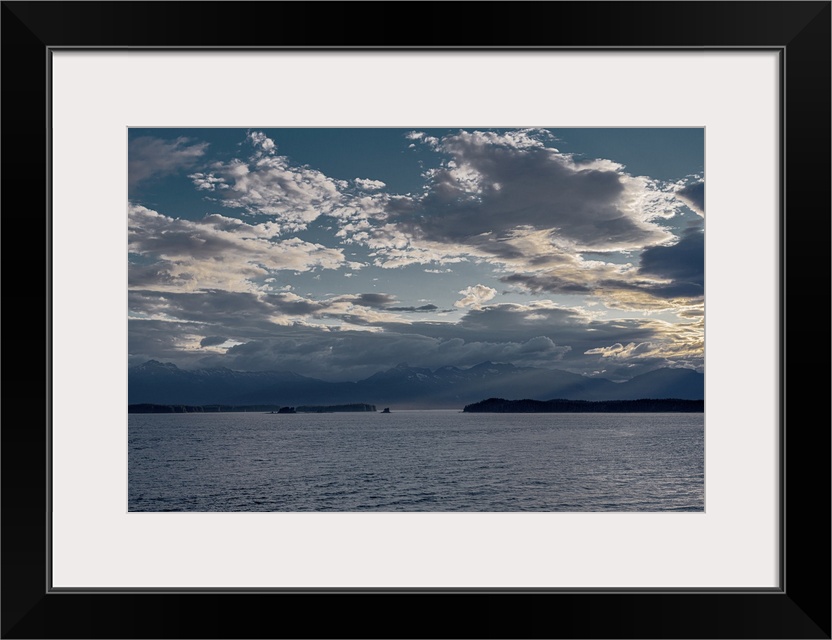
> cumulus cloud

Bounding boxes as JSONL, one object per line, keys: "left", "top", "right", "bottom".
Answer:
{"left": 354, "top": 178, "right": 386, "bottom": 191}
{"left": 247, "top": 130, "right": 276, "bottom": 154}
{"left": 455, "top": 284, "right": 497, "bottom": 308}
{"left": 405, "top": 131, "right": 439, "bottom": 148}
{"left": 190, "top": 173, "right": 229, "bottom": 191}
{"left": 188, "top": 131, "right": 349, "bottom": 232}
{"left": 129, "top": 136, "right": 208, "bottom": 190}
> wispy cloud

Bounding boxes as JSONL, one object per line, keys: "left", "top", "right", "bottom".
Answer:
{"left": 128, "top": 204, "right": 345, "bottom": 292}
{"left": 129, "top": 136, "right": 208, "bottom": 191}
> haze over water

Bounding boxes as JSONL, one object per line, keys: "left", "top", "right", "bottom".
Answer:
{"left": 129, "top": 411, "right": 704, "bottom": 512}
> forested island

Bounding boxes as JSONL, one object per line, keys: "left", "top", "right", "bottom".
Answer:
{"left": 463, "top": 398, "right": 704, "bottom": 413}
{"left": 128, "top": 403, "right": 376, "bottom": 414}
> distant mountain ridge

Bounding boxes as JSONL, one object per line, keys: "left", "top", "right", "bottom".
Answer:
{"left": 129, "top": 360, "right": 704, "bottom": 409}
{"left": 463, "top": 397, "right": 704, "bottom": 413}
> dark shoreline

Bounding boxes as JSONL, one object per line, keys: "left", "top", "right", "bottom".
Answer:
{"left": 128, "top": 403, "right": 376, "bottom": 414}
{"left": 128, "top": 399, "right": 703, "bottom": 414}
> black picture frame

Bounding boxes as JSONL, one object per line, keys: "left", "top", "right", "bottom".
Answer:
{"left": 3, "top": 2, "right": 829, "bottom": 638}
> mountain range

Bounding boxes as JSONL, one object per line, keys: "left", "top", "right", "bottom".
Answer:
{"left": 128, "top": 360, "right": 704, "bottom": 409}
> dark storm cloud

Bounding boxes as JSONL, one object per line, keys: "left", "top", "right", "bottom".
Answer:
{"left": 129, "top": 136, "right": 208, "bottom": 191}
{"left": 263, "top": 293, "right": 330, "bottom": 316}
{"left": 128, "top": 263, "right": 190, "bottom": 289}
{"left": 455, "top": 304, "right": 583, "bottom": 336}
{"left": 388, "top": 304, "right": 440, "bottom": 313}
{"left": 334, "top": 293, "right": 398, "bottom": 308}
{"left": 131, "top": 304, "right": 584, "bottom": 380}
{"left": 326, "top": 294, "right": 441, "bottom": 313}
{"left": 129, "top": 289, "right": 327, "bottom": 326}
{"left": 129, "top": 318, "right": 208, "bottom": 365}
{"left": 383, "top": 131, "right": 672, "bottom": 254}
{"left": 601, "top": 279, "right": 703, "bottom": 300}
{"left": 130, "top": 290, "right": 270, "bottom": 321}
{"left": 497, "top": 231, "right": 705, "bottom": 302}
{"left": 371, "top": 303, "right": 659, "bottom": 364}
{"left": 676, "top": 181, "right": 704, "bottom": 216}
{"left": 129, "top": 318, "right": 337, "bottom": 371}
{"left": 638, "top": 230, "right": 704, "bottom": 297}
{"left": 200, "top": 336, "right": 228, "bottom": 347}
{"left": 217, "top": 328, "right": 571, "bottom": 381}
{"left": 503, "top": 270, "right": 702, "bottom": 301}
{"left": 216, "top": 332, "right": 437, "bottom": 379}
{"left": 129, "top": 288, "right": 437, "bottom": 339}
{"left": 129, "top": 294, "right": 691, "bottom": 381}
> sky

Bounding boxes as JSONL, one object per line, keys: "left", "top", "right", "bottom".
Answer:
{"left": 128, "top": 127, "right": 704, "bottom": 382}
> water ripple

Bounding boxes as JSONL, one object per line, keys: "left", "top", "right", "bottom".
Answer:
{"left": 129, "top": 411, "right": 704, "bottom": 512}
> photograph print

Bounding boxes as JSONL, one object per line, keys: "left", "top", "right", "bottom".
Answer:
{"left": 128, "top": 127, "right": 704, "bottom": 512}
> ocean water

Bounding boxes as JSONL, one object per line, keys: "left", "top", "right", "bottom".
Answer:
{"left": 128, "top": 410, "right": 703, "bottom": 512}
